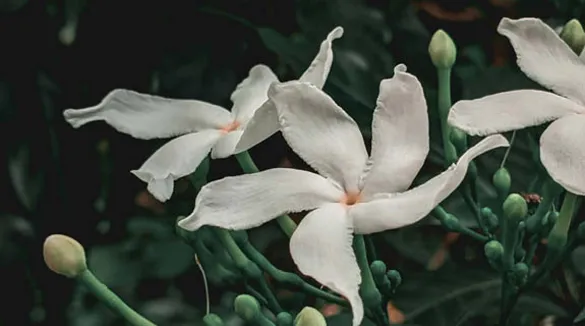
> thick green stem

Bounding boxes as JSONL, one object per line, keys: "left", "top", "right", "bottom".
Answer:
{"left": 354, "top": 235, "right": 387, "bottom": 326}
{"left": 215, "top": 229, "right": 282, "bottom": 313}
{"left": 437, "top": 68, "right": 457, "bottom": 167}
{"left": 235, "top": 151, "right": 297, "bottom": 237}
{"left": 77, "top": 270, "right": 156, "bottom": 326}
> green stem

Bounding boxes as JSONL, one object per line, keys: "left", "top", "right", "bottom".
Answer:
{"left": 437, "top": 68, "right": 457, "bottom": 167}
{"left": 77, "top": 270, "right": 156, "bottom": 326}
{"left": 215, "top": 229, "right": 282, "bottom": 313}
{"left": 238, "top": 240, "right": 349, "bottom": 307}
{"left": 354, "top": 235, "right": 388, "bottom": 326}
{"left": 235, "top": 151, "right": 297, "bottom": 237}
{"left": 525, "top": 179, "right": 560, "bottom": 234}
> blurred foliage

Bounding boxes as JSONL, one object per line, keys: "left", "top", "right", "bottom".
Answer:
{"left": 1, "top": 0, "right": 585, "bottom": 325}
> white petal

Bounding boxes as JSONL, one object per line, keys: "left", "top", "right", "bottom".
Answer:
{"left": 299, "top": 26, "right": 344, "bottom": 89}
{"left": 540, "top": 115, "right": 585, "bottom": 195}
{"left": 351, "top": 135, "right": 509, "bottom": 234}
{"left": 290, "top": 203, "right": 363, "bottom": 326}
{"left": 360, "top": 64, "right": 429, "bottom": 198}
{"left": 230, "top": 65, "right": 279, "bottom": 124}
{"left": 63, "top": 89, "right": 232, "bottom": 139}
{"left": 270, "top": 81, "right": 368, "bottom": 192}
{"left": 498, "top": 18, "right": 585, "bottom": 105}
{"left": 233, "top": 100, "right": 279, "bottom": 153}
{"left": 211, "top": 130, "right": 243, "bottom": 159}
{"left": 448, "top": 90, "right": 585, "bottom": 136}
{"left": 131, "top": 130, "right": 223, "bottom": 202}
{"left": 177, "top": 168, "right": 343, "bottom": 231}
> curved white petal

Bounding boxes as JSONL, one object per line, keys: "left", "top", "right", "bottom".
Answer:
{"left": 211, "top": 130, "right": 243, "bottom": 159}
{"left": 230, "top": 65, "right": 279, "bottom": 124}
{"left": 233, "top": 100, "right": 279, "bottom": 154}
{"left": 299, "top": 26, "right": 344, "bottom": 89}
{"left": 131, "top": 130, "right": 223, "bottom": 202}
{"left": 177, "top": 168, "right": 343, "bottom": 231}
{"left": 540, "top": 115, "right": 585, "bottom": 195}
{"left": 351, "top": 135, "right": 509, "bottom": 234}
{"left": 448, "top": 90, "right": 585, "bottom": 136}
{"left": 270, "top": 81, "right": 368, "bottom": 192}
{"left": 360, "top": 64, "right": 429, "bottom": 198}
{"left": 290, "top": 203, "right": 363, "bottom": 326}
{"left": 498, "top": 18, "right": 585, "bottom": 105}
{"left": 63, "top": 89, "right": 232, "bottom": 139}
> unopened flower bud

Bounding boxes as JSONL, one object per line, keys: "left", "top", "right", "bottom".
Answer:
{"left": 510, "top": 262, "right": 529, "bottom": 287}
{"left": 294, "top": 307, "right": 326, "bottom": 326}
{"left": 277, "top": 312, "right": 293, "bottom": 326}
{"left": 43, "top": 234, "right": 87, "bottom": 278}
{"left": 234, "top": 294, "right": 261, "bottom": 321}
{"left": 370, "top": 260, "right": 387, "bottom": 280}
{"left": 560, "top": 19, "right": 585, "bottom": 54}
{"left": 386, "top": 269, "right": 402, "bottom": 289}
{"left": 203, "top": 313, "right": 225, "bottom": 326}
{"left": 492, "top": 168, "right": 511, "bottom": 199}
{"left": 449, "top": 127, "right": 468, "bottom": 153}
{"left": 481, "top": 207, "right": 499, "bottom": 231}
{"left": 429, "top": 30, "right": 457, "bottom": 69}
{"left": 484, "top": 240, "right": 504, "bottom": 270}
{"left": 503, "top": 194, "right": 528, "bottom": 222}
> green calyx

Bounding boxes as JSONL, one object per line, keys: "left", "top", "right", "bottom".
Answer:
{"left": 560, "top": 19, "right": 585, "bottom": 54}
{"left": 429, "top": 29, "right": 457, "bottom": 69}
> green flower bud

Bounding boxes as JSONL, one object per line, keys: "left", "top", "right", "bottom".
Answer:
{"left": 370, "top": 260, "right": 387, "bottom": 280}
{"left": 386, "top": 269, "right": 402, "bottom": 289}
{"left": 277, "top": 312, "right": 294, "bottom": 326}
{"left": 510, "top": 262, "right": 529, "bottom": 287}
{"left": 429, "top": 30, "right": 457, "bottom": 69}
{"left": 203, "top": 313, "right": 225, "bottom": 326}
{"left": 43, "top": 234, "right": 87, "bottom": 278}
{"left": 449, "top": 127, "right": 468, "bottom": 152}
{"left": 484, "top": 240, "right": 504, "bottom": 271}
{"left": 514, "top": 247, "right": 526, "bottom": 262}
{"left": 560, "top": 19, "right": 585, "bottom": 54}
{"left": 503, "top": 194, "right": 528, "bottom": 222}
{"left": 294, "top": 307, "right": 326, "bottom": 326}
{"left": 546, "top": 211, "right": 559, "bottom": 230}
{"left": 441, "top": 213, "right": 460, "bottom": 231}
{"left": 481, "top": 207, "right": 499, "bottom": 231}
{"left": 492, "top": 168, "right": 511, "bottom": 199}
{"left": 234, "top": 294, "right": 260, "bottom": 321}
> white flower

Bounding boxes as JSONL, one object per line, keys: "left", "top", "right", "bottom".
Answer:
{"left": 178, "top": 64, "right": 509, "bottom": 326}
{"left": 63, "top": 27, "right": 344, "bottom": 202}
{"left": 448, "top": 17, "right": 585, "bottom": 195}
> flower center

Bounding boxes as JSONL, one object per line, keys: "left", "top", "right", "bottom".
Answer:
{"left": 220, "top": 120, "right": 240, "bottom": 133}
{"left": 341, "top": 192, "right": 361, "bottom": 206}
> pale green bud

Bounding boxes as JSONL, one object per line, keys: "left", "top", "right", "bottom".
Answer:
{"left": 43, "top": 234, "right": 87, "bottom": 278}
{"left": 294, "top": 307, "right": 326, "bottom": 326}
{"left": 503, "top": 194, "right": 528, "bottom": 222}
{"left": 560, "top": 19, "right": 585, "bottom": 54}
{"left": 429, "top": 30, "right": 457, "bottom": 69}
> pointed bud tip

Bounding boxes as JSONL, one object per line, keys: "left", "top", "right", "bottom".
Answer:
{"left": 43, "top": 234, "right": 87, "bottom": 278}
{"left": 294, "top": 307, "right": 327, "bottom": 326}
{"left": 561, "top": 19, "right": 585, "bottom": 54}
{"left": 429, "top": 29, "right": 457, "bottom": 69}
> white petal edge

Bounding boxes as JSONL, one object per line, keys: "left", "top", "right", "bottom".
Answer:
{"left": 290, "top": 203, "right": 363, "bottom": 326}
{"left": 360, "top": 64, "right": 429, "bottom": 198}
{"left": 448, "top": 89, "right": 585, "bottom": 136}
{"left": 270, "top": 81, "right": 368, "bottom": 193}
{"left": 211, "top": 130, "right": 244, "bottom": 159}
{"left": 351, "top": 134, "right": 509, "bottom": 234}
{"left": 299, "top": 26, "right": 344, "bottom": 89}
{"left": 131, "top": 130, "right": 223, "bottom": 202}
{"left": 63, "top": 89, "right": 233, "bottom": 139}
{"left": 540, "top": 114, "right": 585, "bottom": 195}
{"left": 233, "top": 100, "right": 279, "bottom": 154}
{"left": 177, "top": 168, "right": 344, "bottom": 231}
{"left": 230, "top": 65, "right": 280, "bottom": 124}
{"left": 498, "top": 17, "right": 585, "bottom": 105}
